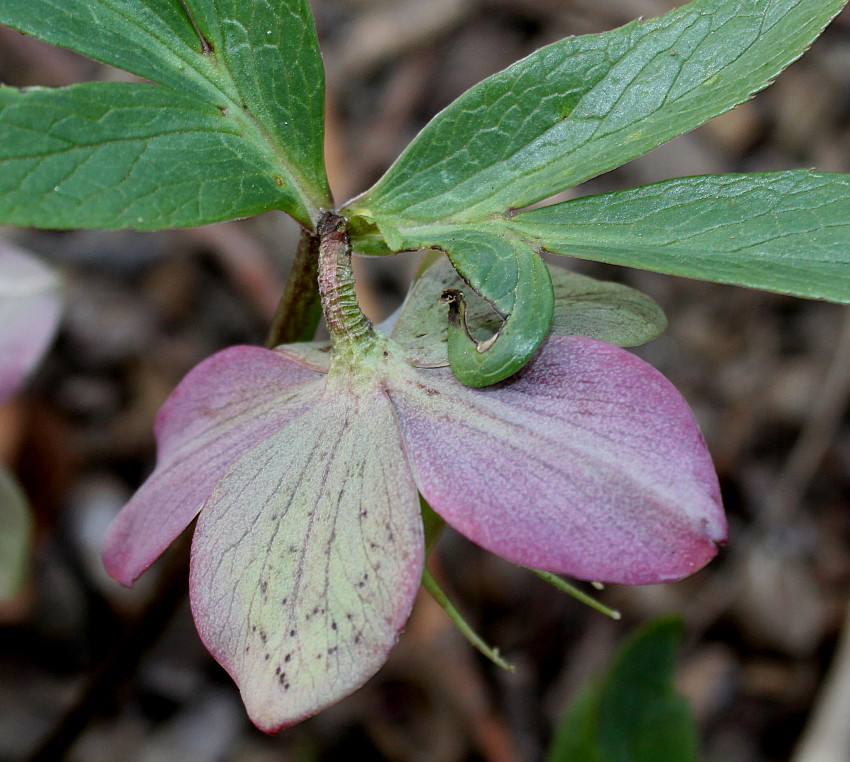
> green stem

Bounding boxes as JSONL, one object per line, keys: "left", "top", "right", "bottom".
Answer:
{"left": 532, "top": 570, "right": 621, "bottom": 620}
{"left": 266, "top": 226, "right": 322, "bottom": 347}
{"left": 421, "top": 495, "right": 446, "bottom": 554}
{"left": 422, "top": 568, "right": 514, "bottom": 672}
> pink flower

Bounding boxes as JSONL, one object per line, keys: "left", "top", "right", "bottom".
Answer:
{"left": 103, "top": 219, "right": 725, "bottom": 732}
{"left": 0, "top": 240, "right": 61, "bottom": 404}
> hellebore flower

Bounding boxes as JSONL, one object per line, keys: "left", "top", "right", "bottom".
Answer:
{"left": 0, "top": 240, "right": 61, "bottom": 403}
{"left": 103, "top": 214, "right": 725, "bottom": 732}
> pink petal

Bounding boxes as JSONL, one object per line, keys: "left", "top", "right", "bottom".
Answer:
{"left": 190, "top": 383, "right": 423, "bottom": 732}
{"left": 389, "top": 335, "right": 725, "bottom": 584}
{"left": 0, "top": 241, "right": 61, "bottom": 403}
{"left": 103, "top": 347, "right": 324, "bottom": 585}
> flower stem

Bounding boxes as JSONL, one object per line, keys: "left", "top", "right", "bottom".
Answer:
{"left": 317, "top": 211, "right": 377, "bottom": 350}
{"left": 531, "top": 570, "right": 621, "bottom": 620}
{"left": 422, "top": 568, "right": 514, "bottom": 672}
{"left": 266, "top": 226, "right": 322, "bottom": 347}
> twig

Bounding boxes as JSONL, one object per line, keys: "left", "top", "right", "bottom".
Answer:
{"left": 791, "top": 601, "right": 850, "bottom": 762}
{"left": 763, "top": 306, "right": 850, "bottom": 525}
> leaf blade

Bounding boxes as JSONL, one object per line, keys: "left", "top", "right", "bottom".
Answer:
{"left": 181, "top": 0, "right": 331, "bottom": 211}
{"left": 0, "top": 0, "right": 332, "bottom": 224}
{"left": 548, "top": 617, "right": 698, "bottom": 762}
{"left": 0, "top": 0, "right": 211, "bottom": 96}
{"left": 0, "top": 83, "right": 302, "bottom": 230}
{"left": 348, "top": 0, "right": 847, "bottom": 226}
{"left": 511, "top": 171, "right": 850, "bottom": 302}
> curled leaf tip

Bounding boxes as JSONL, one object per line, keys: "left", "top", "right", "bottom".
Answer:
{"left": 441, "top": 287, "right": 505, "bottom": 354}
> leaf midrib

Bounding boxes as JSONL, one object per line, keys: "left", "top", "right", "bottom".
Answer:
{"left": 354, "top": 0, "right": 819, "bottom": 227}
{"left": 387, "top": 217, "right": 850, "bottom": 265}
{"left": 78, "top": 0, "right": 320, "bottom": 223}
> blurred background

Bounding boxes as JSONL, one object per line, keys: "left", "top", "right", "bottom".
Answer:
{"left": 2, "top": 0, "right": 850, "bottom": 759}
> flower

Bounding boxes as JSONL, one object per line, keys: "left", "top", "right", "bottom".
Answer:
{"left": 0, "top": 240, "right": 61, "bottom": 404}
{"left": 103, "top": 215, "right": 725, "bottom": 732}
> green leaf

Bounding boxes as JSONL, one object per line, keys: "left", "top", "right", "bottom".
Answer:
{"left": 346, "top": 0, "right": 846, "bottom": 226}
{"left": 0, "top": 0, "right": 331, "bottom": 226}
{"left": 0, "top": 83, "right": 300, "bottom": 230}
{"left": 0, "top": 464, "right": 32, "bottom": 600}
{"left": 550, "top": 272, "right": 667, "bottom": 344}
{"left": 399, "top": 229, "right": 553, "bottom": 387}
{"left": 0, "top": 0, "right": 211, "bottom": 96}
{"left": 389, "top": 257, "right": 666, "bottom": 368}
{"left": 176, "top": 0, "right": 330, "bottom": 212}
{"left": 511, "top": 172, "right": 850, "bottom": 303}
{"left": 547, "top": 617, "right": 698, "bottom": 762}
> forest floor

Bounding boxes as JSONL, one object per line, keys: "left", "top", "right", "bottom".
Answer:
{"left": 1, "top": 1, "right": 850, "bottom": 760}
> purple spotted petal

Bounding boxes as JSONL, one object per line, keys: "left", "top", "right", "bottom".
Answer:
{"left": 390, "top": 335, "right": 725, "bottom": 584}
{"left": 0, "top": 241, "right": 61, "bottom": 403}
{"left": 103, "top": 347, "right": 324, "bottom": 586}
{"left": 190, "top": 382, "right": 423, "bottom": 732}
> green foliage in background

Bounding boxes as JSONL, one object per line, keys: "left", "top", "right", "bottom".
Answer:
{"left": 548, "top": 617, "right": 698, "bottom": 762}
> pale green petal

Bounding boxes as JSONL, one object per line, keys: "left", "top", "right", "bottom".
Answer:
{"left": 190, "top": 381, "right": 423, "bottom": 731}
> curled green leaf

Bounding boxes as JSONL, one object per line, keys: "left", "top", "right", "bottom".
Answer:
{"left": 388, "top": 257, "right": 666, "bottom": 369}
{"left": 422, "top": 231, "right": 554, "bottom": 387}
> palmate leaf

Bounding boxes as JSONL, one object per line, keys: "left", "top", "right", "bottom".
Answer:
{"left": 343, "top": 0, "right": 848, "bottom": 385}
{"left": 0, "top": 0, "right": 330, "bottom": 228}
{"left": 510, "top": 172, "right": 850, "bottom": 302}
{"left": 346, "top": 0, "right": 847, "bottom": 227}
{"left": 547, "top": 617, "right": 698, "bottom": 762}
